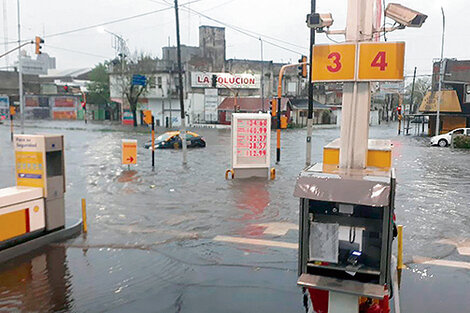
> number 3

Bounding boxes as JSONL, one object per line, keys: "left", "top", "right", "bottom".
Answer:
{"left": 327, "top": 52, "right": 342, "bottom": 73}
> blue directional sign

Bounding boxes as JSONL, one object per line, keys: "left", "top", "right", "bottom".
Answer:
{"left": 132, "top": 74, "right": 147, "bottom": 86}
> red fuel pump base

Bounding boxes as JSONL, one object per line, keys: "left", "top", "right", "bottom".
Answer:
{"left": 308, "top": 287, "right": 390, "bottom": 313}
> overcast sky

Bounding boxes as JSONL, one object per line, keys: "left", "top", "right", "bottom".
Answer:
{"left": 0, "top": 0, "right": 466, "bottom": 78}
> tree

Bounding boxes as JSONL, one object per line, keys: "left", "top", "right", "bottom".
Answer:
{"left": 406, "top": 77, "right": 431, "bottom": 113}
{"left": 87, "top": 62, "right": 110, "bottom": 106}
{"left": 115, "top": 53, "right": 155, "bottom": 126}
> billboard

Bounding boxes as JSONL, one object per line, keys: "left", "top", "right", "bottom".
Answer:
{"left": 192, "top": 72, "right": 260, "bottom": 89}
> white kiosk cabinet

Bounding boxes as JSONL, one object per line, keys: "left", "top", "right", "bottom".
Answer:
{"left": 231, "top": 113, "right": 271, "bottom": 179}
{"left": 0, "top": 187, "right": 45, "bottom": 246}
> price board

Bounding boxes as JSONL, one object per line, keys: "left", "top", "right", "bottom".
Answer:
{"left": 231, "top": 113, "right": 271, "bottom": 169}
{"left": 311, "top": 44, "right": 356, "bottom": 82}
{"left": 358, "top": 42, "right": 405, "bottom": 81}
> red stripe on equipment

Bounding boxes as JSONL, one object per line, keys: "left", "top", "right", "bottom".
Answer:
{"left": 25, "top": 208, "right": 30, "bottom": 233}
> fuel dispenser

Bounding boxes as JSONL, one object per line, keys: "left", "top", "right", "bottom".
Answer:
{"left": 14, "top": 134, "right": 66, "bottom": 231}
{"left": 295, "top": 140, "right": 395, "bottom": 306}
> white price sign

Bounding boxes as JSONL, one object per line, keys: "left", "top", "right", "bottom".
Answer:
{"left": 231, "top": 113, "right": 271, "bottom": 169}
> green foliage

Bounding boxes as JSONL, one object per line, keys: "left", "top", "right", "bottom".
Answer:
{"left": 405, "top": 78, "right": 431, "bottom": 113}
{"left": 454, "top": 135, "right": 470, "bottom": 149}
{"left": 87, "top": 62, "right": 110, "bottom": 106}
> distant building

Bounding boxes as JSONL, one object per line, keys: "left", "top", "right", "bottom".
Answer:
{"left": 419, "top": 59, "right": 470, "bottom": 135}
{"left": 109, "top": 25, "right": 307, "bottom": 127}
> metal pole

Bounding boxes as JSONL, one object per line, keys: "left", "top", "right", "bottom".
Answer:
{"left": 305, "top": 0, "right": 316, "bottom": 166}
{"left": 16, "top": 0, "right": 24, "bottom": 134}
{"left": 277, "top": 95, "right": 281, "bottom": 163}
{"left": 436, "top": 7, "right": 445, "bottom": 136}
{"left": 406, "top": 67, "right": 417, "bottom": 135}
{"left": 410, "top": 67, "right": 417, "bottom": 113}
{"left": 10, "top": 109, "right": 13, "bottom": 141}
{"left": 260, "top": 38, "right": 265, "bottom": 112}
{"left": 339, "top": 0, "right": 373, "bottom": 170}
{"left": 174, "top": 0, "right": 187, "bottom": 165}
{"left": 151, "top": 115, "right": 155, "bottom": 169}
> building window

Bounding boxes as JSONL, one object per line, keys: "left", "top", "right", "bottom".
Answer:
{"left": 157, "top": 76, "right": 162, "bottom": 89}
{"left": 148, "top": 76, "right": 156, "bottom": 89}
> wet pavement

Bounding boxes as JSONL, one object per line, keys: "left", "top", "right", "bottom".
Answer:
{"left": 0, "top": 120, "right": 469, "bottom": 312}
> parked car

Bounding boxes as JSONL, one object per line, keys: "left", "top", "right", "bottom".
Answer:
{"left": 144, "top": 131, "right": 206, "bottom": 149}
{"left": 430, "top": 128, "right": 470, "bottom": 147}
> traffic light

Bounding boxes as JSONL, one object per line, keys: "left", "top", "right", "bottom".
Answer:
{"left": 63, "top": 85, "right": 69, "bottom": 93}
{"left": 298, "top": 55, "right": 307, "bottom": 78}
{"left": 270, "top": 99, "right": 277, "bottom": 117}
{"left": 397, "top": 105, "right": 402, "bottom": 114}
{"left": 211, "top": 74, "right": 217, "bottom": 88}
{"left": 35, "top": 36, "right": 44, "bottom": 54}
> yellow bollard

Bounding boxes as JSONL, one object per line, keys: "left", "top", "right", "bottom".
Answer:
{"left": 225, "top": 169, "right": 234, "bottom": 180}
{"left": 81, "top": 198, "right": 88, "bottom": 233}
{"left": 270, "top": 168, "right": 276, "bottom": 180}
{"left": 397, "top": 225, "right": 404, "bottom": 270}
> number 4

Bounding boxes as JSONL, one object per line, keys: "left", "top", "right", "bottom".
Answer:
{"left": 371, "top": 51, "right": 387, "bottom": 71}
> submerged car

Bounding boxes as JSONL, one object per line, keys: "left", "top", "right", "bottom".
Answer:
{"left": 144, "top": 131, "right": 206, "bottom": 149}
{"left": 430, "top": 128, "right": 470, "bottom": 147}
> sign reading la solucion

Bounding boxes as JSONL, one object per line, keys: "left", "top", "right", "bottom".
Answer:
{"left": 191, "top": 72, "right": 260, "bottom": 89}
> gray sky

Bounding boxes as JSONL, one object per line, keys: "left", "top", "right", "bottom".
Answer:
{"left": 0, "top": 0, "right": 465, "bottom": 78}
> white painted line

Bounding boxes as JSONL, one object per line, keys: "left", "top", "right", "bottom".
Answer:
{"left": 437, "top": 238, "right": 470, "bottom": 256}
{"left": 413, "top": 256, "right": 470, "bottom": 270}
{"left": 257, "top": 222, "right": 299, "bottom": 236}
{"left": 214, "top": 235, "right": 298, "bottom": 249}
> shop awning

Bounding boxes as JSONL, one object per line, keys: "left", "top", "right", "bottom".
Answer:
{"left": 419, "top": 90, "right": 462, "bottom": 113}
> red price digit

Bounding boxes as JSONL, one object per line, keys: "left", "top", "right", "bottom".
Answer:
{"left": 327, "top": 52, "right": 342, "bottom": 73}
{"left": 371, "top": 51, "right": 387, "bottom": 71}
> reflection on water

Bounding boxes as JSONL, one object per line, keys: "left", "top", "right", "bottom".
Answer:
{"left": 0, "top": 246, "right": 72, "bottom": 312}
{"left": 0, "top": 121, "right": 469, "bottom": 312}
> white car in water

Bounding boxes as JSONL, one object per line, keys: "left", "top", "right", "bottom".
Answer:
{"left": 430, "top": 128, "right": 470, "bottom": 147}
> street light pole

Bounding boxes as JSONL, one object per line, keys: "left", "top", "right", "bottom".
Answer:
{"left": 174, "top": 0, "right": 188, "bottom": 165}
{"left": 435, "top": 6, "right": 445, "bottom": 136}
{"left": 16, "top": 0, "right": 24, "bottom": 134}
{"left": 305, "top": 0, "right": 316, "bottom": 166}
{"left": 259, "top": 37, "right": 265, "bottom": 112}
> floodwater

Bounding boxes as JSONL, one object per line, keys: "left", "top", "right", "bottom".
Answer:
{"left": 0, "top": 120, "right": 469, "bottom": 312}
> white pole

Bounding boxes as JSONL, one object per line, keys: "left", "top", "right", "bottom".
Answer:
{"left": 339, "top": 0, "right": 374, "bottom": 169}
{"left": 260, "top": 37, "right": 265, "bottom": 111}
{"left": 435, "top": 7, "right": 445, "bottom": 136}
{"left": 17, "top": 0, "right": 24, "bottom": 134}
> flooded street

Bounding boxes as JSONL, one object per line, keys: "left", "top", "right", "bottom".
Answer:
{"left": 1, "top": 121, "right": 470, "bottom": 312}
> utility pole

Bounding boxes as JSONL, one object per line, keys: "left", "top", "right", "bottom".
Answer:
{"left": 406, "top": 66, "right": 417, "bottom": 135}
{"left": 174, "top": 0, "right": 187, "bottom": 165}
{"left": 436, "top": 6, "right": 445, "bottom": 137}
{"left": 3, "top": 0, "right": 9, "bottom": 70}
{"left": 259, "top": 38, "right": 265, "bottom": 112}
{"left": 305, "top": 0, "right": 316, "bottom": 166}
{"left": 17, "top": 0, "right": 24, "bottom": 134}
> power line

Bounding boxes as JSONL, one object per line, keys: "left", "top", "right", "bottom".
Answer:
{"left": 174, "top": 3, "right": 306, "bottom": 55}
{"left": 42, "top": 0, "right": 203, "bottom": 40}
{"left": 45, "top": 44, "right": 110, "bottom": 59}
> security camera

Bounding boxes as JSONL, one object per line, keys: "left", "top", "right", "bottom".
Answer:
{"left": 385, "top": 3, "right": 427, "bottom": 28}
{"left": 306, "top": 13, "right": 334, "bottom": 29}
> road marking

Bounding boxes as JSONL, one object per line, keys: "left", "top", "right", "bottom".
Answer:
{"left": 413, "top": 256, "right": 470, "bottom": 270}
{"left": 437, "top": 238, "right": 470, "bottom": 256}
{"left": 256, "top": 222, "right": 299, "bottom": 236}
{"left": 214, "top": 235, "right": 298, "bottom": 249}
